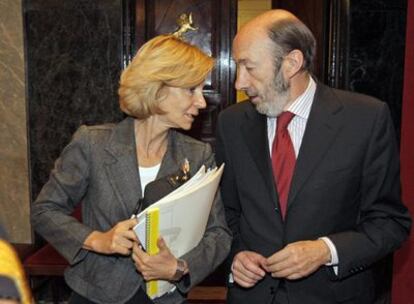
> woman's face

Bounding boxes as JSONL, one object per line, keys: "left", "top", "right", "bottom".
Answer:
{"left": 158, "top": 82, "right": 207, "bottom": 130}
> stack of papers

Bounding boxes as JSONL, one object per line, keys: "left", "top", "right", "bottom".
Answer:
{"left": 133, "top": 163, "right": 224, "bottom": 298}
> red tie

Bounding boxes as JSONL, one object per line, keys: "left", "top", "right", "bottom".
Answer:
{"left": 272, "top": 111, "right": 296, "bottom": 220}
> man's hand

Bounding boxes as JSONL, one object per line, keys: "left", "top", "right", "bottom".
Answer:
{"left": 132, "top": 237, "right": 181, "bottom": 281}
{"left": 83, "top": 218, "right": 138, "bottom": 255}
{"left": 231, "top": 251, "right": 267, "bottom": 288}
{"left": 265, "top": 240, "right": 331, "bottom": 280}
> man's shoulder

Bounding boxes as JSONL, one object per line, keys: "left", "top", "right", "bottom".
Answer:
{"left": 219, "top": 100, "right": 255, "bottom": 120}
{"left": 319, "top": 83, "right": 384, "bottom": 110}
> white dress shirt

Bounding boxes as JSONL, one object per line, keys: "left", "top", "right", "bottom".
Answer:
{"left": 139, "top": 163, "right": 161, "bottom": 193}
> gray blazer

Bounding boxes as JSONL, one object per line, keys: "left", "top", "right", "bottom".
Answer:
{"left": 31, "top": 117, "right": 231, "bottom": 304}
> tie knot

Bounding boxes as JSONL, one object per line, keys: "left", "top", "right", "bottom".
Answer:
{"left": 277, "top": 111, "right": 295, "bottom": 132}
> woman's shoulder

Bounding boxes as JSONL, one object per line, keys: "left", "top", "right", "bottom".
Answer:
{"left": 171, "top": 131, "right": 211, "bottom": 152}
{"left": 169, "top": 131, "right": 214, "bottom": 170}
{"left": 75, "top": 122, "right": 116, "bottom": 136}
{"left": 72, "top": 121, "right": 121, "bottom": 145}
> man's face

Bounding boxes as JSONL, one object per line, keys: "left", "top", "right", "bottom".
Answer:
{"left": 233, "top": 32, "right": 290, "bottom": 117}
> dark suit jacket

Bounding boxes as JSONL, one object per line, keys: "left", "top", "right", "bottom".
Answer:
{"left": 215, "top": 83, "right": 411, "bottom": 304}
{"left": 32, "top": 117, "right": 231, "bottom": 304}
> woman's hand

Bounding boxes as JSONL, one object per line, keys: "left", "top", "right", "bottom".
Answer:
{"left": 83, "top": 218, "right": 138, "bottom": 255}
{"left": 132, "top": 237, "right": 181, "bottom": 281}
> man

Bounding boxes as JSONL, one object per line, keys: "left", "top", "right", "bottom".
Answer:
{"left": 215, "top": 9, "right": 411, "bottom": 304}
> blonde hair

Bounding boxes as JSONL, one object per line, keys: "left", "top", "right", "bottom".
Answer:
{"left": 118, "top": 35, "right": 214, "bottom": 119}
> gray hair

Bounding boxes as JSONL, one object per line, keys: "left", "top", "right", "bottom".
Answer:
{"left": 267, "top": 18, "right": 316, "bottom": 73}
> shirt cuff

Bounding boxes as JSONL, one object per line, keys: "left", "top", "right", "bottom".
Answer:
{"left": 319, "top": 236, "right": 339, "bottom": 275}
{"left": 229, "top": 262, "right": 235, "bottom": 284}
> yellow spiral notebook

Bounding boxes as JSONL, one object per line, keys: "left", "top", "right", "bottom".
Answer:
{"left": 145, "top": 207, "right": 160, "bottom": 298}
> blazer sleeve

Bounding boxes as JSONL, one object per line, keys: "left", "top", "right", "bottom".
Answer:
{"left": 215, "top": 115, "right": 248, "bottom": 266}
{"left": 31, "top": 126, "right": 94, "bottom": 265}
{"left": 176, "top": 143, "right": 232, "bottom": 293}
{"left": 327, "top": 103, "right": 411, "bottom": 280}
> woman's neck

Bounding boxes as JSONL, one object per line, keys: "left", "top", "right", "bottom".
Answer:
{"left": 134, "top": 117, "right": 169, "bottom": 167}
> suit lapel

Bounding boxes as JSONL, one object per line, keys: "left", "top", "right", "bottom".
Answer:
{"left": 104, "top": 117, "right": 141, "bottom": 216}
{"left": 288, "top": 84, "right": 344, "bottom": 209}
{"left": 241, "top": 104, "right": 279, "bottom": 205}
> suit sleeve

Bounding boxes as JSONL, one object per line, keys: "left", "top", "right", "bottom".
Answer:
{"left": 176, "top": 143, "right": 232, "bottom": 293}
{"left": 327, "top": 103, "right": 411, "bottom": 280}
{"left": 31, "top": 126, "right": 93, "bottom": 265}
{"left": 215, "top": 114, "right": 249, "bottom": 266}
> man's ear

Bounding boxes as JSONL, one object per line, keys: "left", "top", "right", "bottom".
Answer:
{"left": 283, "top": 49, "right": 304, "bottom": 79}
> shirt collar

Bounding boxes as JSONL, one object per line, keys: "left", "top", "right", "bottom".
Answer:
{"left": 285, "top": 76, "right": 316, "bottom": 120}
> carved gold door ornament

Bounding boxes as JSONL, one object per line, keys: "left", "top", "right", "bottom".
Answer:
{"left": 172, "top": 12, "right": 198, "bottom": 38}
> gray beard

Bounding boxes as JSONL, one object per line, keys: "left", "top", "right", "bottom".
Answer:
{"left": 255, "top": 69, "right": 291, "bottom": 117}
{"left": 256, "top": 90, "right": 290, "bottom": 117}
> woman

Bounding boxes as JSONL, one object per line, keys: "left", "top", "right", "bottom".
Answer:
{"left": 31, "top": 35, "right": 231, "bottom": 304}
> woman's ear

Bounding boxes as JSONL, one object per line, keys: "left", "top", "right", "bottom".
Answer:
{"left": 283, "top": 49, "right": 304, "bottom": 79}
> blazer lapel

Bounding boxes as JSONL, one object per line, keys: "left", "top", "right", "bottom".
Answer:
{"left": 157, "top": 130, "right": 183, "bottom": 179}
{"left": 241, "top": 104, "right": 279, "bottom": 205}
{"left": 104, "top": 117, "right": 141, "bottom": 216}
{"left": 288, "top": 84, "right": 344, "bottom": 209}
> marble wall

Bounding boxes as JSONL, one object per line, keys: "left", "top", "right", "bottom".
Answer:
{"left": 25, "top": 0, "right": 125, "bottom": 200}
{"left": 349, "top": 0, "right": 407, "bottom": 139}
{"left": 0, "top": 0, "right": 31, "bottom": 243}
{"left": 1, "top": 0, "right": 126, "bottom": 243}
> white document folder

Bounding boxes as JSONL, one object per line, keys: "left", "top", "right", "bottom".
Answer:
{"left": 133, "top": 163, "right": 225, "bottom": 298}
